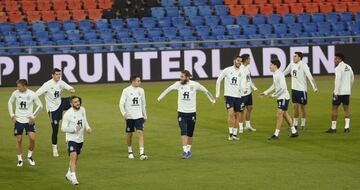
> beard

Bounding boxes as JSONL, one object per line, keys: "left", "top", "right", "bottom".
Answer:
{"left": 181, "top": 79, "right": 189, "bottom": 85}
{"left": 73, "top": 105, "right": 81, "bottom": 110}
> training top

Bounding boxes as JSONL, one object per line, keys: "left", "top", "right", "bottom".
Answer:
{"left": 61, "top": 107, "right": 91, "bottom": 143}
{"left": 283, "top": 60, "right": 318, "bottom": 92}
{"left": 264, "top": 69, "right": 290, "bottom": 100}
{"left": 119, "top": 85, "right": 147, "bottom": 120}
{"left": 216, "top": 65, "right": 246, "bottom": 98}
{"left": 334, "top": 61, "right": 354, "bottom": 95}
{"left": 241, "top": 64, "right": 258, "bottom": 96}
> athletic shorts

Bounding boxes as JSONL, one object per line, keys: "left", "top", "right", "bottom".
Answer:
{"left": 224, "top": 96, "right": 245, "bottom": 112}
{"left": 126, "top": 118, "right": 145, "bottom": 133}
{"left": 291, "top": 90, "right": 307, "bottom": 105}
{"left": 67, "top": 141, "right": 83, "bottom": 155}
{"left": 178, "top": 112, "right": 196, "bottom": 137}
{"left": 243, "top": 93, "right": 253, "bottom": 106}
{"left": 48, "top": 97, "right": 71, "bottom": 125}
{"left": 332, "top": 95, "right": 350, "bottom": 106}
{"left": 277, "top": 99, "right": 290, "bottom": 111}
{"left": 14, "top": 122, "right": 35, "bottom": 136}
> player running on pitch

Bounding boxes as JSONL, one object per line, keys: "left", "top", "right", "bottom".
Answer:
{"left": 157, "top": 70, "right": 215, "bottom": 159}
{"left": 8, "top": 79, "right": 43, "bottom": 167}
{"left": 239, "top": 54, "right": 257, "bottom": 133}
{"left": 283, "top": 52, "right": 318, "bottom": 130}
{"left": 36, "top": 68, "right": 76, "bottom": 157}
{"left": 216, "top": 56, "right": 247, "bottom": 140}
{"left": 61, "top": 96, "right": 92, "bottom": 186}
{"left": 326, "top": 53, "right": 354, "bottom": 133}
{"left": 260, "top": 60, "right": 299, "bottom": 140}
{"left": 119, "top": 75, "right": 148, "bottom": 160}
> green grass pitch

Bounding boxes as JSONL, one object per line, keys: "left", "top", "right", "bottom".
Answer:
{"left": 0, "top": 75, "right": 359, "bottom": 190}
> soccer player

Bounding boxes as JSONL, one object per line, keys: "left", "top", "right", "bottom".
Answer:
{"left": 239, "top": 54, "right": 257, "bottom": 133}
{"left": 326, "top": 53, "right": 354, "bottom": 133}
{"left": 283, "top": 52, "right": 318, "bottom": 130}
{"left": 8, "top": 79, "right": 43, "bottom": 167}
{"left": 157, "top": 70, "right": 215, "bottom": 159}
{"left": 119, "top": 75, "right": 148, "bottom": 160}
{"left": 260, "top": 60, "right": 299, "bottom": 140}
{"left": 216, "top": 56, "right": 247, "bottom": 140}
{"left": 36, "top": 68, "right": 75, "bottom": 157}
{"left": 61, "top": 96, "right": 92, "bottom": 185}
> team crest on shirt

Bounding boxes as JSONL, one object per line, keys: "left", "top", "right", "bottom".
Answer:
{"left": 345, "top": 66, "right": 350, "bottom": 71}
{"left": 190, "top": 86, "right": 194, "bottom": 91}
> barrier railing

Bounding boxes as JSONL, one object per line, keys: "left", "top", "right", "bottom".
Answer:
{"left": 0, "top": 35, "right": 359, "bottom": 54}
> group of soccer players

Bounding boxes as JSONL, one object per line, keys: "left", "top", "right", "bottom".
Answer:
{"left": 7, "top": 52, "right": 354, "bottom": 186}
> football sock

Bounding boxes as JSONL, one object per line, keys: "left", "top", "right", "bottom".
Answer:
{"left": 301, "top": 118, "right": 306, "bottom": 127}
{"left": 345, "top": 118, "right": 350, "bottom": 129}
{"left": 183, "top": 146, "right": 188, "bottom": 153}
{"left": 245, "top": 120, "right": 251, "bottom": 128}
{"left": 140, "top": 147, "right": 144, "bottom": 155}
{"left": 331, "top": 121, "right": 337, "bottom": 130}
{"left": 239, "top": 123, "right": 244, "bottom": 130}
{"left": 228, "top": 128, "right": 233, "bottom": 135}
{"left": 293, "top": 118, "right": 298, "bottom": 127}
{"left": 17, "top": 154, "right": 22, "bottom": 161}
{"left": 274, "top": 129, "right": 280, "bottom": 136}
{"left": 187, "top": 145, "right": 192, "bottom": 152}
{"left": 291, "top": 127, "right": 297, "bottom": 134}
{"left": 233, "top": 128, "right": 238, "bottom": 135}
{"left": 27, "top": 150, "right": 33, "bottom": 158}
{"left": 128, "top": 146, "right": 133, "bottom": 153}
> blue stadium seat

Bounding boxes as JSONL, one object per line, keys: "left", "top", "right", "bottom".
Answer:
{"left": 172, "top": 17, "right": 187, "bottom": 28}
{"left": 304, "top": 23, "right": 317, "bottom": 33}
{"left": 248, "top": 34, "right": 263, "bottom": 46}
{"left": 78, "top": 20, "right": 92, "bottom": 31}
{"left": 142, "top": 17, "right": 157, "bottom": 28}
{"left": 38, "top": 41, "right": 55, "bottom": 53}
{"left": 0, "top": 23, "right": 13, "bottom": 33}
{"left": 94, "top": 19, "right": 109, "bottom": 30}
{"left": 216, "top": 35, "right": 232, "bottom": 48}
{"left": 131, "top": 28, "right": 146, "bottom": 39}
{"left": 63, "top": 20, "right": 76, "bottom": 30}
{"left": 66, "top": 30, "right": 81, "bottom": 41}
{"left": 120, "top": 37, "right": 136, "bottom": 49}
{"left": 110, "top": 19, "right": 123, "bottom": 29}
{"left": 32, "top": 21, "right": 46, "bottom": 32}
{"left": 267, "top": 14, "right": 280, "bottom": 24}
{"left": 211, "top": 25, "right": 225, "bottom": 36}
{"left": 21, "top": 41, "right": 37, "bottom": 52}
{"left": 166, "top": 7, "right": 179, "bottom": 17}
{"left": 147, "top": 28, "right": 162, "bottom": 37}
{"left": 287, "top": 23, "right": 302, "bottom": 34}
{"left": 258, "top": 24, "right": 272, "bottom": 35}
{"left": 282, "top": 14, "right": 295, "bottom": 24}
{"left": 236, "top": 15, "right": 249, "bottom": 25}
{"left": 179, "top": 27, "right": 193, "bottom": 37}
{"left": 126, "top": 18, "right": 140, "bottom": 28}
{"left": 161, "top": 0, "right": 174, "bottom": 7}
{"left": 214, "top": 5, "right": 228, "bottom": 16}
{"left": 71, "top": 40, "right": 87, "bottom": 52}
{"left": 195, "top": 25, "right": 210, "bottom": 36}
{"left": 151, "top": 37, "right": 168, "bottom": 48}
{"left": 243, "top": 25, "right": 257, "bottom": 35}
{"left": 19, "top": 32, "right": 33, "bottom": 41}
{"left": 263, "top": 34, "right": 278, "bottom": 45}
{"left": 83, "top": 30, "right": 98, "bottom": 40}
{"left": 15, "top": 22, "right": 28, "bottom": 32}
{"left": 279, "top": 33, "right": 295, "bottom": 45}
{"left": 209, "top": 0, "right": 223, "bottom": 5}
{"left": 310, "top": 32, "right": 325, "bottom": 44}
{"left": 48, "top": 21, "right": 61, "bottom": 32}
{"left": 226, "top": 25, "right": 240, "bottom": 35}
{"left": 200, "top": 35, "right": 216, "bottom": 48}
{"left": 178, "top": 0, "right": 191, "bottom": 7}
{"left": 158, "top": 17, "right": 171, "bottom": 27}
{"left": 332, "top": 22, "right": 345, "bottom": 33}
{"left": 297, "top": 13, "right": 311, "bottom": 23}
{"left": 220, "top": 15, "right": 233, "bottom": 25}
{"left": 168, "top": 36, "right": 183, "bottom": 48}
{"left": 4, "top": 33, "right": 17, "bottom": 43}
{"left": 34, "top": 31, "right": 49, "bottom": 42}
{"left": 199, "top": 6, "right": 212, "bottom": 16}
{"left": 339, "top": 12, "right": 352, "bottom": 22}
{"left": 193, "top": 0, "right": 206, "bottom": 6}
{"left": 347, "top": 22, "right": 360, "bottom": 33}
{"left": 325, "top": 13, "right": 338, "bottom": 23}
{"left": 183, "top": 36, "right": 199, "bottom": 48}
{"left": 188, "top": 16, "right": 204, "bottom": 26}
{"left": 354, "top": 12, "right": 360, "bottom": 22}
{"left": 6, "top": 42, "right": 23, "bottom": 54}
{"left": 116, "top": 29, "right": 130, "bottom": 39}
{"left": 317, "top": 22, "right": 331, "bottom": 33}
{"left": 183, "top": 6, "right": 198, "bottom": 17}
{"left": 232, "top": 35, "right": 248, "bottom": 46}
{"left": 162, "top": 27, "right": 178, "bottom": 38}
{"left": 205, "top": 16, "right": 220, "bottom": 26}
{"left": 151, "top": 7, "right": 165, "bottom": 18}
{"left": 56, "top": 40, "right": 72, "bottom": 52}
{"left": 273, "top": 24, "right": 287, "bottom": 34}
{"left": 136, "top": 38, "right": 151, "bottom": 49}
{"left": 311, "top": 13, "right": 324, "bottom": 23}
{"left": 98, "top": 29, "right": 113, "bottom": 40}
{"left": 51, "top": 31, "right": 66, "bottom": 41}
{"left": 296, "top": 32, "right": 310, "bottom": 45}
{"left": 252, "top": 14, "right": 265, "bottom": 25}
{"left": 88, "top": 39, "right": 104, "bottom": 51}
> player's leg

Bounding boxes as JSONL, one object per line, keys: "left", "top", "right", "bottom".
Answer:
{"left": 343, "top": 95, "right": 350, "bottom": 133}
{"left": 293, "top": 103, "right": 299, "bottom": 129}
{"left": 227, "top": 108, "right": 236, "bottom": 140}
{"left": 136, "top": 119, "right": 148, "bottom": 160}
{"left": 49, "top": 112, "right": 60, "bottom": 157}
{"left": 327, "top": 95, "right": 340, "bottom": 133}
{"left": 245, "top": 106, "right": 256, "bottom": 132}
{"left": 66, "top": 142, "right": 80, "bottom": 185}
{"left": 178, "top": 112, "right": 189, "bottom": 158}
{"left": 237, "top": 98, "right": 245, "bottom": 134}
{"left": 15, "top": 135, "right": 23, "bottom": 166}
{"left": 126, "top": 119, "right": 135, "bottom": 159}
{"left": 185, "top": 113, "right": 196, "bottom": 158}
{"left": 284, "top": 111, "right": 298, "bottom": 137}
{"left": 300, "top": 105, "right": 307, "bottom": 130}
{"left": 268, "top": 109, "right": 284, "bottom": 140}
{"left": 233, "top": 111, "right": 241, "bottom": 139}
{"left": 27, "top": 131, "right": 36, "bottom": 166}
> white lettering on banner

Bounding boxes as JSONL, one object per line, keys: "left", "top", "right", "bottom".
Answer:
{"left": 184, "top": 50, "right": 208, "bottom": 78}
{"left": 79, "top": 54, "right": 103, "bottom": 83}
{"left": 53, "top": 55, "right": 78, "bottom": 82}
{"left": 289, "top": 47, "right": 309, "bottom": 64}
{"left": 238, "top": 48, "right": 260, "bottom": 76}
{"left": 312, "top": 46, "right": 335, "bottom": 74}
{"left": 0, "top": 57, "right": 14, "bottom": 85}
{"left": 211, "top": 49, "right": 221, "bottom": 77}
{"left": 134, "top": 52, "right": 158, "bottom": 80}
{"left": 107, "top": 53, "right": 130, "bottom": 81}
{"left": 19, "top": 56, "right": 41, "bottom": 80}
{"left": 262, "top": 47, "right": 286, "bottom": 76}
{"left": 161, "top": 51, "right": 181, "bottom": 79}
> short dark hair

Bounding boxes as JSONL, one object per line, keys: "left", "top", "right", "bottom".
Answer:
{"left": 130, "top": 74, "right": 141, "bottom": 82}
{"left": 52, "top": 68, "right": 61, "bottom": 74}
{"left": 233, "top": 56, "right": 241, "bottom": 60}
{"left": 181, "top": 70, "right": 192, "bottom": 78}
{"left": 271, "top": 59, "right": 281, "bottom": 68}
{"left": 70, "top": 95, "right": 80, "bottom": 102}
{"left": 294, "top": 52, "right": 303, "bottom": 60}
{"left": 16, "top": 79, "right": 28, "bottom": 86}
{"left": 335, "top": 53, "right": 345, "bottom": 61}
{"left": 240, "top": 54, "right": 250, "bottom": 61}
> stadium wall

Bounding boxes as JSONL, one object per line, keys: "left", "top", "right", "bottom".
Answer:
{"left": 0, "top": 44, "right": 359, "bottom": 87}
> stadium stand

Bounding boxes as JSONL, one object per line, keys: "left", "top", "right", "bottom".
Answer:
{"left": 0, "top": 0, "right": 360, "bottom": 54}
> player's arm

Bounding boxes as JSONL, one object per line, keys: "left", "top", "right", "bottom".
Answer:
{"left": 350, "top": 67, "right": 355, "bottom": 88}
{"left": 334, "top": 68, "right": 342, "bottom": 96}
{"left": 35, "top": 83, "right": 48, "bottom": 96}
{"left": 215, "top": 69, "right": 226, "bottom": 98}
{"left": 119, "top": 90, "right": 128, "bottom": 119}
{"left": 157, "top": 82, "right": 178, "bottom": 102}
{"left": 141, "top": 89, "right": 148, "bottom": 120}
{"left": 83, "top": 108, "right": 92, "bottom": 133}
{"left": 62, "top": 81, "right": 75, "bottom": 93}
{"left": 261, "top": 84, "right": 275, "bottom": 97}
{"left": 61, "top": 114, "right": 77, "bottom": 133}
{"left": 272, "top": 76, "right": 287, "bottom": 98}
{"left": 7, "top": 92, "right": 16, "bottom": 123}
{"left": 29, "top": 95, "right": 43, "bottom": 124}
{"left": 196, "top": 82, "right": 216, "bottom": 104}
{"left": 283, "top": 63, "right": 291, "bottom": 76}
{"left": 249, "top": 76, "right": 258, "bottom": 91}
{"left": 304, "top": 64, "right": 318, "bottom": 92}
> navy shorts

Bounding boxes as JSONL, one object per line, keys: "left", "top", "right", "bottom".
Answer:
{"left": 14, "top": 122, "right": 35, "bottom": 136}
{"left": 126, "top": 118, "right": 144, "bottom": 133}
{"left": 277, "top": 99, "right": 290, "bottom": 111}
{"left": 49, "top": 97, "right": 72, "bottom": 125}
{"left": 332, "top": 95, "right": 350, "bottom": 106}
{"left": 178, "top": 112, "right": 196, "bottom": 137}
{"left": 225, "top": 96, "right": 245, "bottom": 112}
{"left": 67, "top": 141, "right": 83, "bottom": 155}
{"left": 243, "top": 93, "right": 253, "bottom": 106}
{"left": 291, "top": 90, "right": 307, "bottom": 105}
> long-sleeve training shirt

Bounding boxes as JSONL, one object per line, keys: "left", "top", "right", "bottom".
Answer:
{"left": 264, "top": 70, "right": 290, "bottom": 100}
{"left": 283, "top": 61, "right": 317, "bottom": 92}
{"left": 119, "top": 85, "right": 147, "bottom": 120}
{"left": 8, "top": 89, "right": 43, "bottom": 123}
